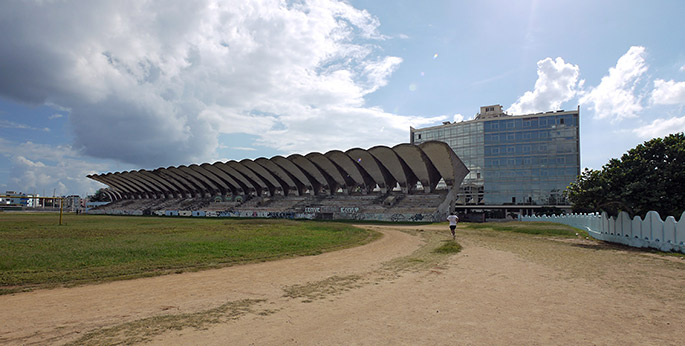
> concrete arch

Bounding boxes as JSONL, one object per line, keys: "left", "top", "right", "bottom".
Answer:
{"left": 325, "top": 150, "right": 374, "bottom": 192}
{"left": 108, "top": 172, "right": 147, "bottom": 199}
{"left": 172, "top": 166, "right": 215, "bottom": 197}
{"left": 255, "top": 158, "right": 301, "bottom": 196}
{"left": 345, "top": 148, "right": 396, "bottom": 193}
{"left": 419, "top": 141, "right": 469, "bottom": 188}
{"left": 158, "top": 167, "right": 202, "bottom": 198}
{"left": 393, "top": 144, "right": 441, "bottom": 193}
{"left": 368, "top": 146, "right": 416, "bottom": 192}
{"left": 199, "top": 163, "right": 244, "bottom": 196}
{"left": 212, "top": 162, "right": 256, "bottom": 196}
{"left": 178, "top": 165, "right": 221, "bottom": 196}
{"left": 131, "top": 170, "right": 174, "bottom": 198}
{"left": 227, "top": 161, "right": 271, "bottom": 196}
{"left": 141, "top": 170, "right": 188, "bottom": 198}
{"left": 119, "top": 171, "right": 164, "bottom": 199}
{"left": 187, "top": 164, "right": 231, "bottom": 196}
{"left": 305, "top": 152, "right": 347, "bottom": 193}
{"left": 88, "top": 174, "right": 130, "bottom": 199}
{"left": 101, "top": 188, "right": 119, "bottom": 201}
{"left": 138, "top": 170, "right": 182, "bottom": 198}
{"left": 288, "top": 154, "right": 330, "bottom": 195}
{"left": 101, "top": 173, "right": 142, "bottom": 199}
{"left": 240, "top": 159, "right": 285, "bottom": 196}
{"left": 270, "top": 156, "right": 314, "bottom": 195}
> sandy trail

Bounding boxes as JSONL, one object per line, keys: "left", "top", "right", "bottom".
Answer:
{"left": 1, "top": 225, "right": 684, "bottom": 345}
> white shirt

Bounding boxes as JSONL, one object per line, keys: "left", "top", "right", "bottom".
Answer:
{"left": 447, "top": 215, "right": 459, "bottom": 226}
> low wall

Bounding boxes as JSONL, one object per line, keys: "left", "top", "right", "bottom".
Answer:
{"left": 87, "top": 208, "right": 443, "bottom": 222}
{"left": 520, "top": 211, "right": 685, "bottom": 253}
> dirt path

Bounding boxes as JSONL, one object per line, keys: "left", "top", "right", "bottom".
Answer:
{"left": 1, "top": 225, "right": 684, "bottom": 345}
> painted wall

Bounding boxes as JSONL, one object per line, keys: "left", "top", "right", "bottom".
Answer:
{"left": 520, "top": 211, "right": 685, "bottom": 254}
{"left": 87, "top": 208, "right": 442, "bottom": 222}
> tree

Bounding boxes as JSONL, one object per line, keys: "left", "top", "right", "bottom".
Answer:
{"left": 89, "top": 188, "right": 111, "bottom": 202}
{"left": 565, "top": 133, "right": 685, "bottom": 218}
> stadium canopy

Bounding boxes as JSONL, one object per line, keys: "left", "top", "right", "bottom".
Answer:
{"left": 88, "top": 141, "right": 469, "bottom": 200}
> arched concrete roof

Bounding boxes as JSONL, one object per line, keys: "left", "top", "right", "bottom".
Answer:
{"left": 255, "top": 158, "right": 301, "bottom": 196}
{"left": 419, "top": 141, "right": 469, "bottom": 187}
{"left": 212, "top": 162, "right": 256, "bottom": 195}
{"left": 88, "top": 174, "right": 130, "bottom": 199}
{"left": 368, "top": 146, "right": 415, "bottom": 191}
{"left": 240, "top": 159, "right": 284, "bottom": 195}
{"left": 131, "top": 170, "right": 173, "bottom": 198}
{"left": 326, "top": 150, "right": 374, "bottom": 191}
{"left": 305, "top": 152, "right": 347, "bottom": 193}
{"left": 227, "top": 161, "right": 270, "bottom": 196}
{"left": 102, "top": 173, "right": 143, "bottom": 199}
{"left": 176, "top": 165, "right": 219, "bottom": 196}
{"left": 145, "top": 169, "right": 191, "bottom": 198}
{"left": 138, "top": 170, "right": 181, "bottom": 198}
{"left": 109, "top": 172, "right": 147, "bottom": 199}
{"left": 88, "top": 143, "right": 469, "bottom": 200}
{"left": 288, "top": 154, "right": 330, "bottom": 194}
{"left": 187, "top": 164, "right": 231, "bottom": 196}
{"left": 120, "top": 171, "right": 164, "bottom": 198}
{"left": 102, "top": 188, "right": 119, "bottom": 201}
{"left": 393, "top": 143, "right": 441, "bottom": 192}
{"left": 270, "top": 156, "right": 314, "bottom": 195}
{"left": 158, "top": 167, "right": 202, "bottom": 197}
{"left": 199, "top": 163, "right": 244, "bottom": 195}
{"left": 345, "top": 148, "right": 396, "bottom": 192}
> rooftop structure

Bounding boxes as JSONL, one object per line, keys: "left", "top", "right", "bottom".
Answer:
{"left": 411, "top": 105, "right": 580, "bottom": 212}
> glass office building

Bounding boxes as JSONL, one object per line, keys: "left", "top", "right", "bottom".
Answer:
{"left": 410, "top": 105, "right": 580, "bottom": 207}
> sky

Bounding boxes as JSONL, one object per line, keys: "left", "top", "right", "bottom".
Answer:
{"left": 1, "top": 0, "right": 684, "bottom": 197}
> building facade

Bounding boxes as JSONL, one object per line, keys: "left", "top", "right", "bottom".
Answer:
{"left": 410, "top": 105, "right": 580, "bottom": 208}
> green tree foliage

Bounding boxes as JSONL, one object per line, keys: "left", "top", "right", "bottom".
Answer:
{"left": 89, "top": 188, "right": 111, "bottom": 202}
{"left": 565, "top": 133, "right": 685, "bottom": 218}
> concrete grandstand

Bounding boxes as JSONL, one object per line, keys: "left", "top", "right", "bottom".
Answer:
{"left": 87, "top": 141, "right": 469, "bottom": 222}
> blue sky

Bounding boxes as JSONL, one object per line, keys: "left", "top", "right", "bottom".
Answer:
{"left": 1, "top": 0, "right": 684, "bottom": 197}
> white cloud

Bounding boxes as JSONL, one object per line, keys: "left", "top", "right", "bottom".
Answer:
{"left": 632, "top": 116, "right": 685, "bottom": 139}
{"left": 579, "top": 46, "right": 648, "bottom": 122}
{"left": 453, "top": 113, "right": 465, "bottom": 122}
{"left": 651, "top": 79, "right": 685, "bottom": 105}
{"left": 0, "top": 120, "right": 49, "bottom": 132}
{"left": 0, "top": 0, "right": 408, "bottom": 167}
{"left": 0, "top": 140, "right": 110, "bottom": 196}
{"left": 507, "top": 57, "right": 579, "bottom": 115}
{"left": 48, "top": 113, "right": 63, "bottom": 120}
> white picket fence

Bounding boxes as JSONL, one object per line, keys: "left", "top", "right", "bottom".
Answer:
{"left": 519, "top": 211, "right": 685, "bottom": 254}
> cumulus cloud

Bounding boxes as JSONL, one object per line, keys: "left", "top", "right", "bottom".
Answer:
{"left": 507, "top": 57, "right": 579, "bottom": 114}
{"left": 632, "top": 116, "right": 685, "bottom": 139}
{"left": 579, "top": 46, "right": 648, "bottom": 122}
{"left": 0, "top": 0, "right": 415, "bottom": 168}
{"left": 651, "top": 79, "right": 685, "bottom": 105}
{"left": 0, "top": 139, "right": 110, "bottom": 196}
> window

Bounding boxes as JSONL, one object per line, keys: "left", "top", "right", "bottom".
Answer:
{"left": 417, "top": 134, "right": 421, "bottom": 139}
{"left": 560, "top": 118, "right": 565, "bottom": 125}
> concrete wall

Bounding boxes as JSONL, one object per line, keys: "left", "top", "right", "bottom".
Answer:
{"left": 87, "top": 208, "right": 441, "bottom": 222}
{"left": 520, "top": 211, "right": 685, "bottom": 254}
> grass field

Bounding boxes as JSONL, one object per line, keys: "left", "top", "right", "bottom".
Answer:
{"left": 0, "top": 213, "right": 380, "bottom": 294}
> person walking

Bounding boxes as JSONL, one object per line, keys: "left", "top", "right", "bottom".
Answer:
{"left": 447, "top": 212, "right": 459, "bottom": 240}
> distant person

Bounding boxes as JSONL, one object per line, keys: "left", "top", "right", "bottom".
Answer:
{"left": 447, "top": 213, "right": 459, "bottom": 239}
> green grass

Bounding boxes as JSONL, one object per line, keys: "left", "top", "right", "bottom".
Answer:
{"left": 432, "top": 241, "right": 462, "bottom": 254}
{"left": 0, "top": 213, "right": 379, "bottom": 293}
{"left": 463, "top": 221, "right": 588, "bottom": 237}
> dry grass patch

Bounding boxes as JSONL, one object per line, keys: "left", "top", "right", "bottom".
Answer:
{"left": 67, "top": 299, "right": 265, "bottom": 346}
